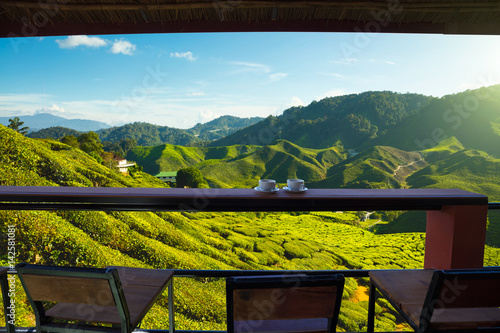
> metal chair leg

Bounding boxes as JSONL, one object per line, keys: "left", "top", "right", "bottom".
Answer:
{"left": 367, "top": 281, "right": 377, "bottom": 333}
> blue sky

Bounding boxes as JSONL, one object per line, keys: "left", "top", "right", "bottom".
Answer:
{"left": 1, "top": 32, "right": 499, "bottom": 128}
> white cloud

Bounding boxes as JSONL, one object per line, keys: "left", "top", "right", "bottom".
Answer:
{"left": 230, "top": 61, "right": 271, "bottom": 75}
{"left": 268, "top": 73, "right": 288, "bottom": 83}
{"left": 0, "top": 93, "right": 47, "bottom": 117}
{"left": 110, "top": 39, "right": 136, "bottom": 55}
{"left": 56, "top": 35, "right": 108, "bottom": 49}
{"left": 186, "top": 92, "right": 207, "bottom": 97}
{"left": 198, "top": 109, "right": 219, "bottom": 124}
{"left": 320, "top": 72, "right": 347, "bottom": 79}
{"left": 170, "top": 51, "right": 196, "bottom": 61}
{"left": 331, "top": 58, "right": 359, "bottom": 65}
{"left": 385, "top": 61, "right": 396, "bottom": 65}
{"left": 287, "top": 96, "right": 305, "bottom": 107}
{"left": 35, "top": 104, "right": 66, "bottom": 116}
{"left": 55, "top": 36, "right": 136, "bottom": 55}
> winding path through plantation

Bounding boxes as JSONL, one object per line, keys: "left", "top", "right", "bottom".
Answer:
{"left": 393, "top": 152, "right": 425, "bottom": 176}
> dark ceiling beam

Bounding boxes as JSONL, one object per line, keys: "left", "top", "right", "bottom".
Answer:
{"left": 2, "top": 1, "right": 500, "bottom": 12}
{"left": 1, "top": 19, "right": 452, "bottom": 38}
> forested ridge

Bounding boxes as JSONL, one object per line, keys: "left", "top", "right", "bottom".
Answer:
{"left": 211, "top": 91, "right": 432, "bottom": 149}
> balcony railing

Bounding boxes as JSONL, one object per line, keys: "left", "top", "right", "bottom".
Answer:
{"left": 0, "top": 186, "right": 496, "bottom": 333}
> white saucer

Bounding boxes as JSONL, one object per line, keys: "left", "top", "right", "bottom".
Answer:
{"left": 254, "top": 186, "right": 279, "bottom": 193}
{"left": 283, "top": 186, "right": 308, "bottom": 192}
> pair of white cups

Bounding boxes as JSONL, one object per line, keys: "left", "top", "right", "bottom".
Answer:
{"left": 259, "top": 178, "right": 305, "bottom": 191}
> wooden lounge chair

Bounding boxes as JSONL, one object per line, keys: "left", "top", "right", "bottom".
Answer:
{"left": 367, "top": 268, "right": 500, "bottom": 333}
{"left": 16, "top": 263, "right": 174, "bottom": 333}
{"left": 227, "top": 274, "right": 345, "bottom": 333}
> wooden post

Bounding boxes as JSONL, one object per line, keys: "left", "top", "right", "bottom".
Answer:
{"left": 425, "top": 205, "right": 488, "bottom": 269}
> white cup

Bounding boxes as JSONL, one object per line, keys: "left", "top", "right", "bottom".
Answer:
{"left": 287, "top": 179, "right": 304, "bottom": 191}
{"left": 259, "top": 179, "right": 276, "bottom": 191}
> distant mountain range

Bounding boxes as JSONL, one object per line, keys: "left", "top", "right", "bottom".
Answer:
{"left": 0, "top": 113, "right": 111, "bottom": 132}
{"left": 27, "top": 115, "right": 264, "bottom": 146}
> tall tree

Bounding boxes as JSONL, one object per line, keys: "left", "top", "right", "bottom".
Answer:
{"left": 176, "top": 167, "right": 207, "bottom": 188}
{"left": 77, "top": 131, "right": 103, "bottom": 155}
{"left": 60, "top": 135, "right": 79, "bottom": 148}
{"left": 8, "top": 116, "right": 29, "bottom": 135}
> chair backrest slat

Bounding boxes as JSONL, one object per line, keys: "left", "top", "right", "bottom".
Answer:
{"left": 434, "top": 271, "right": 500, "bottom": 309}
{"left": 22, "top": 274, "right": 115, "bottom": 306}
{"left": 233, "top": 286, "right": 339, "bottom": 320}
{"left": 227, "top": 274, "right": 344, "bottom": 333}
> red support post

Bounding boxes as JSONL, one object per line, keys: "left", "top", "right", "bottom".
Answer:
{"left": 425, "top": 205, "right": 488, "bottom": 269}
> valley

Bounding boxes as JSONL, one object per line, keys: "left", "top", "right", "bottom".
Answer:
{"left": 1, "top": 85, "right": 500, "bottom": 332}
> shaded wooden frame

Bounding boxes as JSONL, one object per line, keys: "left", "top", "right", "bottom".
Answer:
{"left": 367, "top": 268, "right": 500, "bottom": 333}
{"left": 0, "top": 267, "right": 14, "bottom": 333}
{"left": 16, "top": 263, "right": 131, "bottom": 333}
{"left": 226, "top": 274, "right": 345, "bottom": 333}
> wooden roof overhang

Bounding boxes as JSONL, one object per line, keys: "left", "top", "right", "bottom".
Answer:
{"left": 1, "top": 0, "right": 500, "bottom": 38}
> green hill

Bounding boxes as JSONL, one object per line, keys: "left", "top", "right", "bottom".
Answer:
{"left": 28, "top": 126, "right": 82, "bottom": 140}
{"left": 186, "top": 115, "right": 264, "bottom": 141}
{"left": 309, "top": 146, "right": 426, "bottom": 189}
{"left": 373, "top": 139, "right": 500, "bottom": 235}
{"left": 0, "top": 125, "right": 165, "bottom": 188}
{"left": 27, "top": 116, "right": 264, "bottom": 145}
{"left": 128, "top": 140, "right": 346, "bottom": 188}
{"left": 370, "top": 85, "right": 500, "bottom": 157}
{"left": 407, "top": 148, "right": 500, "bottom": 200}
{"left": 211, "top": 91, "right": 431, "bottom": 149}
{"left": 97, "top": 122, "right": 201, "bottom": 146}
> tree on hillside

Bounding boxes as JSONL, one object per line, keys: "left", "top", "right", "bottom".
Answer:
{"left": 103, "top": 141, "right": 123, "bottom": 156}
{"left": 8, "top": 117, "right": 29, "bottom": 135}
{"left": 119, "top": 138, "right": 137, "bottom": 154}
{"left": 78, "top": 131, "right": 103, "bottom": 155}
{"left": 60, "top": 135, "right": 79, "bottom": 148}
{"left": 176, "top": 167, "right": 207, "bottom": 188}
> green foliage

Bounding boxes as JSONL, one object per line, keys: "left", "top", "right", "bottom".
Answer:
{"left": 186, "top": 115, "right": 264, "bottom": 141}
{"left": 29, "top": 126, "right": 81, "bottom": 139}
{"left": 407, "top": 148, "right": 500, "bottom": 200}
{"left": 310, "top": 146, "right": 424, "bottom": 189}
{"left": 97, "top": 122, "right": 201, "bottom": 146}
{"left": 0, "top": 125, "right": 166, "bottom": 188}
{"left": 103, "top": 138, "right": 137, "bottom": 157}
{"left": 370, "top": 85, "right": 500, "bottom": 158}
{"left": 176, "top": 166, "right": 207, "bottom": 188}
{"left": 78, "top": 131, "right": 103, "bottom": 154}
{"left": 7, "top": 116, "right": 29, "bottom": 135}
{"left": 60, "top": 134, "right": 79, "bottom": 147}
